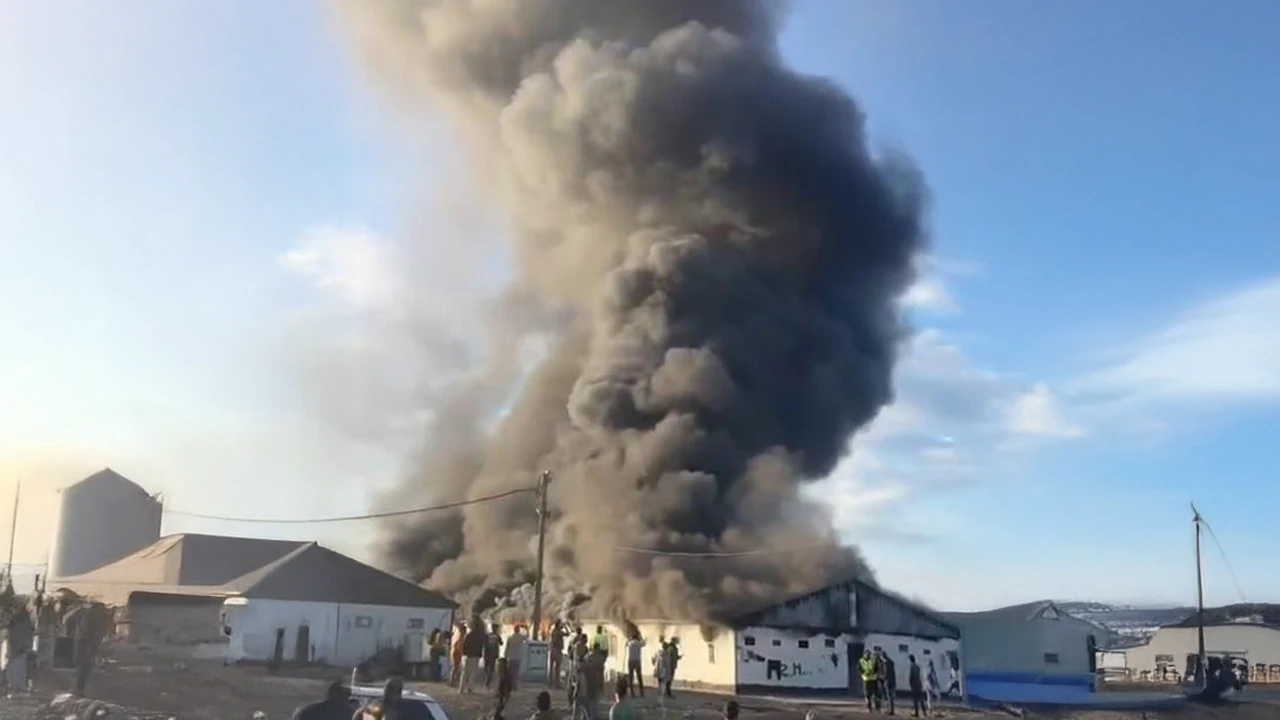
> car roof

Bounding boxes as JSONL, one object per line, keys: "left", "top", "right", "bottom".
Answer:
{"left": 348, "top": 684, "right": 442, "bottom": 706}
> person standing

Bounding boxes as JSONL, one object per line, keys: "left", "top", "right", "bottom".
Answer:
{"left": 494, "top": 657, "right": 514, "bottom": 718}
{"left": 663, "top": 639, "right": 681, "bottom": 696}
{"left": 592, "top": 625, "right": 610, "bottom": 658}
{"left": 63, "top": 601, "right": 109, "bottom": 697}
{"left": 881, "top": 650, "right": 897, "bottom": 715}
{"left": 450, "top": 625, "right": 467, "bottom": 687}
{"left": 924, "top": 659, "right": 940, "bottom": 714}
{"left": 907, "top": 655, "right": 925, "bottom": 717}
{"left": 945, "top": 662, "right": 961, "bottom": 698}
{"left": 625, "top": 631, "right": 645, "bottom": 697}
{"left": 859, "top": 650, "right": 878, "bottom": 712}
{"left": 460, "top": 620, "right": 487, "bottom": 694}
{"left": 505, "top": 624, "right": 527, "bottom": 691}
{"left": 484, "top": 623, "right": 504, "bottom": 688}
{"left": 549, "top": 620, "right": 566, "bottom": 689}
{"left": 2, "top": 606, "right": 33, "bottom": 694}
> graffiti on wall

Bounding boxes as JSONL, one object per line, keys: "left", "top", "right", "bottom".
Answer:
{"left": 735, "top": 630, "right": 847, "bottom": 690}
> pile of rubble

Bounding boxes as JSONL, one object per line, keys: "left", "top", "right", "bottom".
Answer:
{"left": 19, "top": 693, "right": 176, "bottom": 720}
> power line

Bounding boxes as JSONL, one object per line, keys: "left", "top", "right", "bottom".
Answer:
{"left": 612, "top": 542, "right": 832, "bottom": 558}
{"left": 163, "top": 487, "right": 535, "bottom": 524}
{"left": 1199, "top": 516, "right": 1247, "bottom": 603}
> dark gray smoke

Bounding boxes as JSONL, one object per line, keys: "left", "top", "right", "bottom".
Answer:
{"left": 332, "top": 0, "right": 929, "bottom": 622}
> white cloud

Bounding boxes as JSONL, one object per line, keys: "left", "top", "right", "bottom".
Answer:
{"left": 818, "top": 329, "right": 1081, "bottom": 539}
{"left": 1007, "top": 384, "right": 1085, "bottom": 439}
{"left": 279, "top": 226, "right": 402, "bottom": 312}
{"left": 899, "top": 256, "right": 972, "bottom": 315}
{"left": 1076, "top": 274, "right": 1280, "bottom": 406}
{"left": 901, "top": 275, "right": 959, "bottom": 314}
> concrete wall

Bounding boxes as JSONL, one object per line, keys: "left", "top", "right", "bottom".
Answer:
{"left": 127, "top": 594, "right": 226, "bottom": 646}
{"left": 1122, "top": 625, "right": 1280, "bottom": 674}
{"left": 736, "top": 626, "right": 847, "bottom": 692}
{"left": 576, "top": 620, "right": 737, "bottom": 690}
{"left": 224, "top": 599, "right": 452, "bottom": 667}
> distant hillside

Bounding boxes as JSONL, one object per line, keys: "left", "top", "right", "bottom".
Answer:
{"left": 1057, "top": 602, "right": 1194, "bottom": 640}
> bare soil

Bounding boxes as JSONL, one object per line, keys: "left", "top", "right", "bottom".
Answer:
{"left": 2, "top": 644, "right": 1275, "bottom": 720}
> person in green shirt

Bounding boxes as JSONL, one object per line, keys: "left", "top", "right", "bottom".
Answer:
{"left": 609, "top": 676, "right": 639, "bottom": 720}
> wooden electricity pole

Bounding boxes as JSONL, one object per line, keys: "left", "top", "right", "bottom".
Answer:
{"left": 530, "top": 470, "right": 552, "bottom": 641}
{"left": 5, "top": 480, "right": 19, "bottom": 591}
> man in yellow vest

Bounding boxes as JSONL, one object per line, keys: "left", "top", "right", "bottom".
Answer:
{"left": 860, "top": 649, "right": 879, "bottom": 712}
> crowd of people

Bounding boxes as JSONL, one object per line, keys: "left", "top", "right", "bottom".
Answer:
{"left": 857, "top": 647, "right": 961, "bottom": 717}
{"left": 411, "top": 617, "right": 691, "bottom": 720}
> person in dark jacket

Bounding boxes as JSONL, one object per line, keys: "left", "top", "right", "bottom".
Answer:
{"left": 484, "top": 623, "right": 504, "bottom": 687}
{"left": 460, "top": 621, "right": 488, "bottom": 693}
{"left": 293, "top": 680, "right": 351, "bottom": 720}
{"left": 881, "top": 651, "right": 897, "bottom": 715}
{"left": 907, "top": 655, "right": 925, "bottom": 717}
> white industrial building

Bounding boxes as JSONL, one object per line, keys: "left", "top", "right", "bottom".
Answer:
{"left": 49, "top": 469, "right": 456, "bottom": 666}
{"left": 508, "top": 579, "right": 962, "bottom": 696}
{"left": 939, "top": 601, "right": 1109, "bottom": 703}
{"left": 1120, "top": 619, "right": 1280, "bottom": 683}
{"left": 56, "top": 534, "right": 456, "bottom": 665}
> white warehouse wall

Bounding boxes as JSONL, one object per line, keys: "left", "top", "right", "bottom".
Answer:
{"left": 225, "top": 599, "right": 452, "bottom": 667}
{"left": 865, "top": 632, "right": 962, "bottom": 691}
{"left": 736, "top": 626, "right": 847, "bottom": 691}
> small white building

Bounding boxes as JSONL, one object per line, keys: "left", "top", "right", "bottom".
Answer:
{"left": 55, "top": 533, "right": 456, "bottom": 666}
{"left": 510, "top": 579, "right": 961, "bottom": 696}
{"left": 940, "top": 600, "right": 1109, "bottom": 703}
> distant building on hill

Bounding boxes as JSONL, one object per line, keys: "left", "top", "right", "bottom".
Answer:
{"left": 1117, "top": 604, "right": 1280, "bottom": 684}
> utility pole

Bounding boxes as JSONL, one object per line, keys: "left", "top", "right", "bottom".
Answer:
{"left": 5, "top": 480, "right": 19, "bottom": 591}
{"left": 530, "top": 470, "right": 552, "bottom": 641}
{"left": 1191, "top": 503, "right": 1207, "bottom": 688}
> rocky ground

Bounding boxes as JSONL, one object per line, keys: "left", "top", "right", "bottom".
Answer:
{"left": 0, "top": 644, "right": 1275, "bottom": 720}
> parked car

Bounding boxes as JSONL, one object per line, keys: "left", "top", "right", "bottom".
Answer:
{"left": 348, "top": 683, "right": 451, "bottom": 720}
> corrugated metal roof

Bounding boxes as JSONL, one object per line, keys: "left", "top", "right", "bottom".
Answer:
{"left": 225, "top": 543, "right": 456, "bottom": 609}
{"left": 59, "top": 533, "right": 456, "bottom": 610}
{"left": 59, "top": 533, "right": 306, "bottom": 586}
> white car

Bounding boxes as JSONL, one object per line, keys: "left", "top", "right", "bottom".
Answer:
{"left": 348, "top": 683, "right": 451, "bottom": 720}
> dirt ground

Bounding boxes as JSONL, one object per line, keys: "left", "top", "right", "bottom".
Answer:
{"left": 3, "top": 644, "right": 1277, "bottom": 720}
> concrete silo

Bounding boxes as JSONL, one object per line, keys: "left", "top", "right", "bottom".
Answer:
{"left": 48, "top": 468, "right": 163, "bottom": 579}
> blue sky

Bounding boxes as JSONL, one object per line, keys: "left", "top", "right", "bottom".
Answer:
{"left": 2, "top": 0, "right": 1278, "bottom": 610}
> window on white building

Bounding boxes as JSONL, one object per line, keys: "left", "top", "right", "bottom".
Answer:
{"left": 744, "top": 636, "right": 756, "bottom": 646}
{"left": 898, "top": 644, "right": 909, "bottom": 653}
{"left": 408, "top": 618, "right": 425, "bottom": 629}
{"left": 772, "top": 639, "right": 782, "bottom": 647}
{"left": 355, "top": 615, "right": 373, "bottom": 628}
{"left": 1044, "top": 653, "right": 1060, "bottom": 665}
{"left": 824, "top": 639, "right": 836, "bottom": 648}
{"left": 798, "top": 640, "right": 810, "bottom": 649}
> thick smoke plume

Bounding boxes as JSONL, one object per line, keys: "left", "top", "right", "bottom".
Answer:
{"left": 332, "top": 0, "right": 929, "bottom": 622}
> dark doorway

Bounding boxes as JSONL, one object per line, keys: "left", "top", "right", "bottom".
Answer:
{"left": 294, "top": 624, "right": 311, "bottom": 662}
{"left": 848, "top": 640, "right": 866, "bottom": 696}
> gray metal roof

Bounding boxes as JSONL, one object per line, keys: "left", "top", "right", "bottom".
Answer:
{"left": 57, "top": 533, "right": 455, "bottom": 610}
{"left": 61, "top": 533, "right": 306, "bottom": 587}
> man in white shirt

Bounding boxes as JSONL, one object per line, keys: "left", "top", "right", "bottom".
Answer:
{"left": 504, "top": 624, "right": 527, "bottom": 690}
{"left": 625, "top": 633, "right": 645, "bottom": 697}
